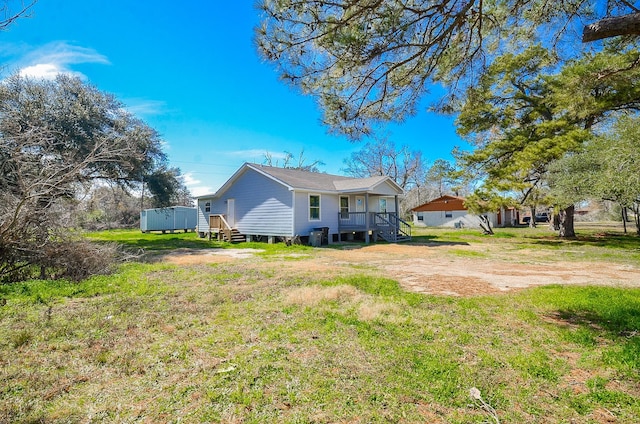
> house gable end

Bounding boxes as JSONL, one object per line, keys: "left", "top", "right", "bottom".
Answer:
{"left": 368, "top": 178, "right": 403, "bottom": 195}
{"left": 334, "top": 176, "right": 403, "bottom": 195}
{"left": 213, "top": 163, "right": 292, "bottom": 200}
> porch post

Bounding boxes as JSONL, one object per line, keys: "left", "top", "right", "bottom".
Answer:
{"left": 394, "top": 195, "right": 400, "bottom": 232}
{"left": 365, "top": 193, "right": 370, "bottom": 243}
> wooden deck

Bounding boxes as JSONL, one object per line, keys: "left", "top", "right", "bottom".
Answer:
{"left": 208, "top": 214, "right": 245, "bottom": 242}
{"left": 207, "top": 212, "right": 410, "bottom": 244}
{"left": 338, "top": 212, "right": 411, "bottom": 243}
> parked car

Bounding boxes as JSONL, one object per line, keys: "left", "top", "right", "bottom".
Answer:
{"left": 535, "top": 212, "right": 550, "bottom": 222}
{"left": 523, "top": 212, "right": 550, "bottom": 224}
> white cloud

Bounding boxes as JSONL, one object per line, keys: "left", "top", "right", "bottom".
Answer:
{"left": 19, "top": 63, "right": 73, "bottom": 79}
{"left": 227, "top": 149, "right": 267, "bottom": 158}
{"left": 228, "top": 149, "right": 288, "bottom": 160}
{"left": 183, "top": 172, "right": 213, "bottom": 197}
{"left": 183, "top": 173, "right": 201, "bottom": 186}
{"left": 123, "top": 98, "right": 167, "bottom": 117}
{"left": 16, "top": 41, "right": 109, "bottom": 80}
{"left": 190, "top": 186, "right": 215, "bottom": 197}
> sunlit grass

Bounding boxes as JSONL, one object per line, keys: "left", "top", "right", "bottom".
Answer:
{"left": 86, "top": 229, "right": 314, "bottom": 258}
{"left": 1, "top": 225, "right": 639, "bottom": 422}
{"left": 410, "top": 223, "right": 640, "bottom": 265}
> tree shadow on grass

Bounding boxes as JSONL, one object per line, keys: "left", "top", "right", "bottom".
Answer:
{"left": 550, "top": 307, "right": 640, "bottom": 377}
{"left": 526, "top": 232, "right": 640, "bottom": 250}
{"left": 116, "top": 236, "right": 217, "bottom": 252}
{"left": 540, "top": 286, "right": 640, "bottom": 376}
{"left": 410, "top": 235, "right": 471, "bottom": 246}
{"left": 323, "top": 235, "right": 470, "bottom": 250}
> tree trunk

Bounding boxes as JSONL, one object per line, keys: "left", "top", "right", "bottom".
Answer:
{"left": 478, "top": 215, "right": 494, "bottom": 235}
{"left": 529, "top": 206, "right": 537, "bottom": 228}
{"left": 633, "top": 202, "right": 640, "bottom": 235}
{"left": 583, "top": 12, "right": 640, "bottom": 42}
{"left": 622, "top": 206, "right": 628, "bottom": 234}
{"left": 558, "top": 205, "right": 576, "bottom": 238}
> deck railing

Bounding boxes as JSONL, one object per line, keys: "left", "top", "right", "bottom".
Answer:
{"left": 337, "top": 213, "right": 406, "bottom": 231}
{"left": 374, "top": 213, "right": 412, "bottom": 241}
{"left": 338, "top": 211, "right": 367, "bottom": 229}
{"left": 209, "top": 214, "right": 232, "bottom": 241}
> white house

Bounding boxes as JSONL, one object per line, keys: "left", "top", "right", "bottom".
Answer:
{"left": 411, "top": 195, "right": 518, "bottom": 228}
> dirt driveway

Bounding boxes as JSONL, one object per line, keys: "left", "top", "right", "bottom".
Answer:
{"left": 164, "top": 242, "right": 640, "bottom": 297}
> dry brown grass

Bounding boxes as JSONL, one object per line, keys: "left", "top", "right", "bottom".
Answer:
{"left": 284, "top": 285, "right": 360, "bottom": 306}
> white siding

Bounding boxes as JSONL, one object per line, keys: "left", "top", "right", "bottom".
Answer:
{"left": 416, "top": 210, "right": 472, "bottom": 227}
{"left": 414, "top": 210, "right": 498, "bottom": 228}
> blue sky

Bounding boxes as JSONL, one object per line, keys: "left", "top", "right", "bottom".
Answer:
{"left": 1, "top": 1, "right": 464, "bottom": 196}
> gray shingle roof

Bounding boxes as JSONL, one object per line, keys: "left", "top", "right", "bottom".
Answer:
{"left": 251, "top": 164, "right": 393, "bottom": 192}
{"left": 196, "top": 163, "right": 403, "bottom": 198}
{"left": 333, "top": 175, "right": 389, "bottom": 191}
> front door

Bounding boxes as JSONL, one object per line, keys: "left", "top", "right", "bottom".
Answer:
{"left": 227, "top": 198, "right": 235, "bottom": 227}
{"left": 355, "top": 196, "right": 365, "bottom": 213}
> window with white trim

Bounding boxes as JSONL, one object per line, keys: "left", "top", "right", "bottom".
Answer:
{"left": 379, "top": 198, "right": 387, "bottom": 213}
{"left": 205, "top": 201, "right": 211, "bottom": 213}
{"left": 309, "top": 194, "right": 320, "bottom": 220}
{"left": 340, "top": 196, "right": 349, "bottom": 219}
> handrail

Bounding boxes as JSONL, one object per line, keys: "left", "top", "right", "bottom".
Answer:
{"left": 337, "top": 212, "right": 411, "bottom": 242}
{"left": 374, "top": 213, "right": 412, "bottom": 241}
{"left": 209, "top": 214, "right": 233, "bottom": 241}
{"left": 395, "top": 215, "right": 412, "bottom": 239}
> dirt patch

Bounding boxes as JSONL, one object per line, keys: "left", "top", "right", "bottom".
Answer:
{"left": 161, "top": 243, "right": 640, "bottom": 297}
{"left": 163, "top": 248, "right": 265, "bottom": 265}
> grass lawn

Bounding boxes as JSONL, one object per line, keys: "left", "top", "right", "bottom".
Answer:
{"left": 1, "top": 226, "right": 639, "bottom": 423}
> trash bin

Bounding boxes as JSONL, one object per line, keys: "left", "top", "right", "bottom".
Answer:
{"left": 314, "top": 227, "right": 329, "bottom": 245}
{"left": 309, "top": 231, "right": 323, "bottom": 247}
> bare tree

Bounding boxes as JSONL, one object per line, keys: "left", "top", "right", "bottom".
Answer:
{"left": 343, "top": 137, "right": 425, "bottom": 218}
{"left": 343, "top": 137, "right": 425, "bottom": 190}
{"left": 0, "top": 1, "right": 36, "bottom": 32}
{"left": 263, "top": 148, "right": 325, "bottom": 172}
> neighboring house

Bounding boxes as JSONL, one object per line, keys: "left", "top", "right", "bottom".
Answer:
{"left": 411, "top": 195, "right": 518, "bottom": 228}
{"left": 196, "top": 163, "right": 411, "bottom": 244}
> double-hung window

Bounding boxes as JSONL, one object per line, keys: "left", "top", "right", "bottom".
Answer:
{"left": 309, "top": 194, "right": 320, "bottom": 220}
{"left": 340, "top": 196, "right": 349, "bottom": 219}
{"left": 379, "top": 198, "right": 387, "bottom": 213}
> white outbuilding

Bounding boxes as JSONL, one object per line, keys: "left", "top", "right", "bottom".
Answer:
{"left": 411, "top": 195, "right": 518, "bottom": 228}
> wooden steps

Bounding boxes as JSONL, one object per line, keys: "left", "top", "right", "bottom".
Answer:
{"left": 376, "top": 228, "right": 411, "bottom": 243}
{"left": 222, "top": 228, "right": 246, "bottom": 243}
